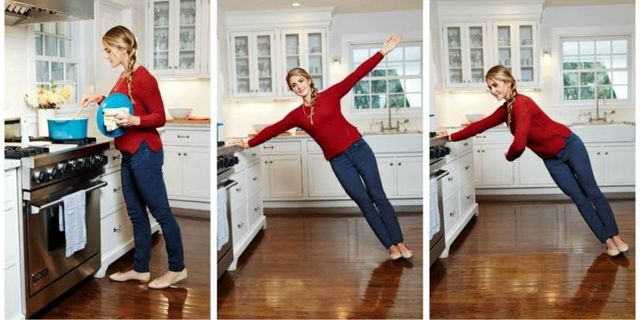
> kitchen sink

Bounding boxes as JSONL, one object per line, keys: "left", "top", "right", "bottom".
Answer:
{"left": 568, "top": 123, "right": 635, "bottom": 143}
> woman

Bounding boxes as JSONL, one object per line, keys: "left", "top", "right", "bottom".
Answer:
{"left": 440, "top": 65, "right": 629, "bottom": 257}
{"left": 235, "top": 34, "right": 412, "bottom": 260}
{"left": 80, "top": 25, "right": 187, "bottom": 288}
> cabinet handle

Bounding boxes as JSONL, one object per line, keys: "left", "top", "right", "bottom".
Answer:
{"left": 465, "top": 165, "right": 470, "bottom": 170}
{"left": 270, "top": 161, "right": 273, "bottom": 164}
{"left": 466, "top": 194, "right": 471, "bottom": 199}
{"left": 237, "top": 222, "right": 244, "bottom": 228}
{"left": 177, "top": 135, "right": 190, "bottom": 139}
{"left": 398, "top": 162, "right": 402, "bottom": 166}
{"left": 254, "top": 207, "right": 260, "bottom": 212}
{"left": 113, "top": 226, "right": 121, "bottom": 232}
{"left": 263, "top": 146, "right": 274, "bottom": 149}
{"left": 464, "top": 142, "right": 469, "bottom": 146}
{"left": 251, "top": 153, "right": 257, "bottom": 157}
{"left": 389, "top": 163, "right": 394, "bottom": 166}
{"left": 264, "top": 161, "right": 269, "bottom": 164}
{"left": 597, "top": 152, "right": 601, "bottom": 155}
{"left": 447, "top": 177, "right": 453, "bottom": 181}
{"left": 178, "top": 152, "right": 182, "bottom": 156}
{"left": 477, "top": 150, "right": 480, "bottom": 153}
{"left": 482, "top": 150, "right": 485, "bottom": 153}
{"left": 236, "top": 187, "right": 242, "bottom": 192}
{"left": 253, "top": 177, "right": 258, "bottom": 181}
{"left": 112, "top": 155, "right": 122, "bottom": 160}
{"left": 449, "top": 211, "right": 455, "bottom": 217}
{"left": 604, "top": 152, "right": 608, "bottom": 155}
{"left": 183, "top": 153, "right": 187, "bottom": 156}
{"left": 113, "top": 187, "right": 121, "bottom": 193}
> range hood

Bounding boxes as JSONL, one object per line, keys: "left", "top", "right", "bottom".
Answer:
{"left": 5, "top": 0, "right": 93, "bottom": 25}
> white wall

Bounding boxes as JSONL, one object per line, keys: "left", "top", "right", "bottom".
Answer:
{"left": 157, "top": 79, "right": 211, "bottom": 118}
{"left": 434, "top": 3, "right": 635, "bottom": 128}
{"left": 222, "top": 9, "right": 423, "bottom": 138}
{"left": 5, "top": 25, "right": 38, "bottom": 135}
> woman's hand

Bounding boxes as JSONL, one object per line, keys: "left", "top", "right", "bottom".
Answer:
{"left": 79, "top": 94, "right": 103, "bottom": 109}
{"left": 436, "top": 129, "right": 451, "bottom": 141}
{"left": 232, "top": 139, "right": 249, "bottom": 149}
{"left": 380, "top": 33, "right": 403, "bottom": 56}
{"left": 114, "top": 112, "right": 140, "bottom": 128}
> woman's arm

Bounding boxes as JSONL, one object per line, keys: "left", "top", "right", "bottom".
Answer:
{"left": 246, "top": 110, "right": 298, "bottom": 148}
{"left": 115, "top": 73, "right": 165, "bottom": 128}
{"left": 505, "top": 104, "right": 532, "bottom": 161}
{"left": 449, "top": 106, "right": 507, "bottom": 141}
{"left": 327, "top": 34, "right": 402, "bottom": 98}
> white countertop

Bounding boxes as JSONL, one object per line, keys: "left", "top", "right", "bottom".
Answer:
{"left": 4, "top": 159, "right": 21, "bottom": 170}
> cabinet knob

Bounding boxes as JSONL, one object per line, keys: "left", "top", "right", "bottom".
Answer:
{"left": 183, "top": 153, "right": 187, "bottom": 156}
{"left": 113, "top": 187, "right": 122, "bottom": 193}
{"left": 465, "top": 165, "right": 470, "bottom": 170}
{"left": 597, "top": 152, "right": 601, "bottom": 155}
{"left": 270, "top": 161, "right": 273, "bottom": 164}
{"left": 604, "top": 152, "right": 608, "bottom": 155}
{"left": 482, "top": 150, "right": 485, "bottom": 153}
{"left": 448, "top": 177, "right": 453, "bottom": 181}
{"left": 178, "top": 152, "right": 182, "bottom": 156}
{"left": 254, "top": 207, "right": 259, "bottom": 212}
{"left": 113, "top": 226, "right": 121, "bottom": 232}
{"left": 466, "top": 194, "right": 471, "bottom": 199}
{"left": 264, "top": 161, "right": 269, "bottom": 164}
{"left": 398, "top": 162, "right": 402, "bottom": 166}
{"left": 449, "top": 211, "right": 455, "bottom": 217}
{"left": 251, "top": 153, "right": 257, "bottom": 157}
{"left": 237, "top": 222, "right": 244, "bottom": 228}
{"left": 253, "top": 177, "right": 258, "bottom": 181}
{"left": 464, "top": 142, "right": 469, "bottom": 146}
{"left": 390, "top": 163, "right": 393, "bottom": 166}
{"left": 112, "top": 155, "right": 122, "bottom": 160}
{"left": 236, "top": 187, "right": 241, "bottom": 192}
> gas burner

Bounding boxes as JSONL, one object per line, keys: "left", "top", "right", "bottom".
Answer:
{"left": 4, "top": 146, "right": 49, "bottom": 159}
{"left": 5, "top": 136, "right": 97, "bottom": 145}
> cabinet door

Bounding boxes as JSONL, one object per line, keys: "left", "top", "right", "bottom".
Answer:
{"left": 516, "top": 22, "right": 537, "bottom": 86}
{"left": 306, "top": 31, "right": 326, "bottom": 90}
{"left": 231, "top": 202, "right": 248, "bottom": 248}
{"left": 268, "top": 155, "right": 303, "bottom": 198}
{"left": 443, "top": 23, "right": 487, "bottom": 88}
{"left": 478, "top": 145, "right": 515, "bottom": 186}
{"left": 585, "top": 145, "right": 604, "bottom": 185}
{"left": 163, "top": 146, "right": 183, "bottom": 198}
{"left": 174, "top": 0, "right": 201, "bottom": 74}
{"left": 181, "top": 146, "right": 211, "bottom": 200}
{"left": 494, "top": 23, "right": 514, "bottom": 74}
{"left": 443, "top": 24, "right": 465, "bottom": 87}
{"left": 457, "top": 151, "right": 474, "bottom": 186}
{"left": 150, "top": 0, "right": 172, "bottom": 74}
{"left": 308, "top": 154, "right": 346, "bottom": 198}
{"left": 230, "top": 33, "right": 252, "bottom": 96}
{"left": 396, "top": 155, "right": 423, "bottom": 197}
{"left": 602, "top": 145, "right": 634, "bottom": 185}
{"left": 253, "top": 32, "right": 276, "bottom": 96}
{"left": 465, "top": 24, "right": 488, "bottom": 86}
{"left": 518, "top": 148, "right": 554, "bottom": 186}
{"left": 376, "top": 155, "right": 397, "bottom": 197}
{"left": 282, "top": 29, "right": 327, "bottom": 94}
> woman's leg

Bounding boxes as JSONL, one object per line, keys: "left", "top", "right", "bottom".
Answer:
{"left": 121, "top": 153, "right": 153, "bottom": 273}
{"left": 128, "top": 143, "right": 185, "bottom": 272}
{"left": 330, "top": 151, "right": 395, "bottom": 249}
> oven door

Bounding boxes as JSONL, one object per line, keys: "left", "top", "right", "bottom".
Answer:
{"left": 429, "top": 160, "right": 448, "bottom": 266}
{"left": 217, "top": 174, "right": 236, "bottom": 279}
{"left": 23, "top": 178, "right": 106, "bottom": 296}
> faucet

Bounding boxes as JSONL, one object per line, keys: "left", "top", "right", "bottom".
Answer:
{"left": 588, "top": 87, "right": 611, "bottom": 123}
{"left": 379, "top": 118, "right": 409, "bottom": 133}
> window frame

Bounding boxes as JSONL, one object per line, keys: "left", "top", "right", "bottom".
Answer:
{"left": 348, "top": 41, "right": 423, "bottom": 114}
{"left": 559, "top": 34, "right": 633, "bottom": 106}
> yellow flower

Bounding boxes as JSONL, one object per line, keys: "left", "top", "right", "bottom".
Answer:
{"left": 24, "top": 84, "right": 72, "bottom": 109}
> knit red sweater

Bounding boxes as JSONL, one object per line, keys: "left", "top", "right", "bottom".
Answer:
{"left": 248, "top": 52, "right": 384, "bottom": 160}
{"left": 105, "top": 66, "right": 166, "bottom": 154}
{"left": 450, "top": 94, "right": 571, "bottom": 161}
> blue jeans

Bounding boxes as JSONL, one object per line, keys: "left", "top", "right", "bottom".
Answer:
{"left": 121, "top": 142, "right": 185, "bottom": 272}
{"left": 330, "top": 138, "right": 404, "bottom": 249}
{"left": 543, "top": 133, "right": 619, "bottom": 242}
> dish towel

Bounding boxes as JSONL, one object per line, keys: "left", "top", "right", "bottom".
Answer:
{"left": 429, "top": 177, "right": 440, "bottom": 240}
{"left": 217, "top": 187, "right": 229, "bottom": 251}
{"left": 103, "top": 108, "right": 130, "bottom": 132}
{"left": 62, "top": 189, "right": 87, "bottom": 257}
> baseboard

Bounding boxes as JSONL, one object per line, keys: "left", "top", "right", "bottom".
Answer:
{"left": 172, "top": 207, "right": 210, "bottom": 219}
{"left": 477, "top": 192, "right": 635, "bottom": 202}
{"left": 264, "top": 205, "right": 422, "bottom": 216}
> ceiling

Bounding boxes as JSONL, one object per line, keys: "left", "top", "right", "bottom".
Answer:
{"left": 219, "top": 0, "right": 422, "bottom": 14}
{"left": 545, "top": 0, "right": 633, "bottom": 5}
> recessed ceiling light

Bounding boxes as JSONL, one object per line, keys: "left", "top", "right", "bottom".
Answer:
{"left": 292, "top": 2, "right": 301, "bottom": 7}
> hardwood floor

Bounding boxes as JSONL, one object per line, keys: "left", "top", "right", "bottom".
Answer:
{"left": 36, "top": 214, "right": 210, "bottom": 319}
{"left": 217, "top": 212, "right": 423, "bottom": 319}
{"left": 430, "top": 200, "right": 635, "bottom": 319}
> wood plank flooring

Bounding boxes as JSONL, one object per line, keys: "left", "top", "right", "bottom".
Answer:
{"left": 217, "top": 212, "right": 423, "bottom": 319}
{"left": 36, "top": 214, "right": 210, "bottom": 319}
{"left": 430, "top": 200, "right": 635, "bottom": 319}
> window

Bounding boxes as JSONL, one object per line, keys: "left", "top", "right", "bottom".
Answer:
{"left": 351, "top": 42, "right": 422, "bottom": 110}
{"left": 561, "top": 36, "right": 630, "bottom": 102}
{"left": 35, "top": 22, "right": 79, "bottom": 103}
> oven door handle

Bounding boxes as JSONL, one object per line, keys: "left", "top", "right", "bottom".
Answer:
{"left": 223, "top": 179, "right": 238, "bottom": 189}
{"left": 30, "top": 181, "right": 108, "bottom": 214}
{"left": 432, "top": 169, "right": 450, "bottom": 180}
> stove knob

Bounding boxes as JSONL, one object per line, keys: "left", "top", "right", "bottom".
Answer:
{"left": 99, "top": 154, "right": 108, "bottom": 165}
{"left": 50, "top": 167, "right": 62, "bottom": 179}
{"left": 69, "top": 160, "right": 79, "bottom": 172}
{"left": 232, "top": 156, "right": 239, "bottom": 166}
{"left": 89, "top": 156, "right": 98, "bottom": 167}
{"left": 34, "top": 170, "right": 50, "bottom": 183}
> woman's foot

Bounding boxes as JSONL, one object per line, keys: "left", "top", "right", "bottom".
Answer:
{"left": 388, "top": 245, "right": 402, "bottom": 260}
{"left": 396, "top": 242, "right": 413, "bottom": 259}
{"left": 612, "top": 235, "right": 629, "bottom": 252}
{"left": 109, "top": 270, "right": 150, "bottom": 282}
{"left": 605, "top": 239, "right": 621, "bottom": 257}
{"left": 148, "top": 269, "right": 188, "bottom": 289}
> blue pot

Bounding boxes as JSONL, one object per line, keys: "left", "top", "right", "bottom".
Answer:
{"left": 48, "top": 118, "right": 88, "bottom": 140}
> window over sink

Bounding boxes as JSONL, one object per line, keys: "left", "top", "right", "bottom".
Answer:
{"left": 34, "top": 22, "right": 80, "bottom": 103}
{"left": 350, "top": 42, "right": 422, "bottom": 111}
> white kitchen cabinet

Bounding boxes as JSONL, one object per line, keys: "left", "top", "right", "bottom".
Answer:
{"left": 5, "top": 166, "right": 24, "bottom": 319}
{"left": 307, "top": 154, "right": 347, "bottom": 198}
{"left": 379, "top": 154, "right": 423, "bottom": 198}
{"left": 261, "top": 154, "right": 304, "bottom": 198}
{"left": 229, "top": 31, "right": 276, "bottom": 97}
{"left": 473, "top": 144, "right": 515, "bottom": 187}
{"left": 442, "top": 23, "right": 489, "bottom": 88}
{"left": 147, "top": 0, "right": 208, "bottom": 77}
{"left": 587, "top": 144, "right": 635, "bottom": 186}
{"left": 160, "top": 126, "right": 211, "bottom": 207}
{"left": 281, "top": 29, "right": 328, "bottom": 92}
{"left": 518, "top": 148, "right": 554, "bottom": 186}
{"left": 493, "top": 21, "right": 539, "bottom": 87}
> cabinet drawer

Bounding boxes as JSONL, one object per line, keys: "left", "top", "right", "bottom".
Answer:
{"left": 231, "top": 203, "right": 248, "bottom": 246}
{"left": 449, "top": 139, "right": 472, "bottom": 156}
{"left": 459, "top": 181, "right": 476, "bottom": 216}
{"left": 100, "top": 171, "right": 125, "bottom": 218}
{"left": 161, "top": 129, "right": 210, "bottom": 146}
{"left": 246, "top": 162, "right": 261, "bottom": 198}
{"left": 441, "top": 162, "right": 458, "bottom": 199}
{"left": 247, "top": 193, "right": 263, "bottom": 228}
{"left": 473, "top": 130, "right": 512, "bottom": 144}
{"left": 104, "top": 148, "right": 122, "bottom": 172}
{"left": 442, "top": 192, "right": 460, "bottom": 236}
{"left": 260, "top": 141, "right": 301, "bottom": 154}
{"left": 229, "top": 170, "right": 247, "bottom": 210}
{"left": 101, "top": 209, "right": 133, "bottom": 256}
{"left": 458, "top": 152, "right": 474, "bottom": 186}
{"left": 237, "top": 148, "right": 260, "bottom": 169}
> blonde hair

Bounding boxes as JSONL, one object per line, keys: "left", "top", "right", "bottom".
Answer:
{"left": 102, "top": 25, "right": 138, "bottom": 104}
{"left": 486, "top": 65, "right": 518, "bottom": 127}
{"left": 286, "top": 68, "right": 318, "bottom": 107}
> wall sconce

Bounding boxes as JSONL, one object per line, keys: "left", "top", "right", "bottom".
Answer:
{"left": 543, "top": 51, "right": 552, "bottom": 66}
{"left": 331, "top": 57, "right": 341, "bottom": 73}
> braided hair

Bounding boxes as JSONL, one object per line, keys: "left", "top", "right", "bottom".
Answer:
{"left": 102, "top": 25, "right": 138, "bottom": 104}
{"left": 485, "top": 65, "right": 518, "bottom": 127}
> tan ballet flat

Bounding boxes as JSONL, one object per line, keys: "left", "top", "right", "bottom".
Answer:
{"left": 148, "top": 269, "right": 188, "bottom": 289}
{"left": 109, "top": 271, "right": 150, "bottom": 282}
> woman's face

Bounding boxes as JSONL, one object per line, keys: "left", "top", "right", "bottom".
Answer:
{"left": 288, "top": 75, "right": 311, "bottom": 100}
{"left": 486, "top": 77, "right": 512, "bottom": 101}
{"left": 103, "top": 43, "right": 128, "bottom": 68}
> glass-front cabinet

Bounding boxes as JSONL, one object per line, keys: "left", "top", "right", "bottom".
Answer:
{"left": 442, "top": 23, "right": 489, "bottom": 88}
{"left": 493, "top": 21, "right": 538, "bottom": 87}
{"left": 148, "top": 0, "right": 204, "bottom": 77}
{"left": 281, "top": 29, "right": 327, "bottom": 96}
{"left": 229, "top": 32, "right": 276, "bottom": 97}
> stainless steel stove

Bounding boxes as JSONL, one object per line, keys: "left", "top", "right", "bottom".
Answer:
{"left": 430, "top": 135, "right": 449, "bottom": 266}
{"left": 216, "top": 144, "right": 241, "bottom": 279}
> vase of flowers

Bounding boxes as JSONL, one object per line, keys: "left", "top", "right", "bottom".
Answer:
{"left": 25, "top": 83, "right": 72, "bottom": 136}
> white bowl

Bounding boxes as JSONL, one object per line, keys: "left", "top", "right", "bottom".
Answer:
{"left": 253, "top": 124, "right": 269, "bottom": 132}
{"left": 465, "top": 114, "right": 484, "bottom": 122}
{"left": 168, "top": 108, "right": 192, "bottom": 119}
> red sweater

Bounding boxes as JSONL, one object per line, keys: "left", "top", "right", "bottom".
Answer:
{"left": 248, "top": 52, "right": 384, "bottom": 160}
{"left": 450, "top": 94, "right": 571, "bottom": 161}
{"left": 106, "top": 66, "right": 166, "bottom": 154}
